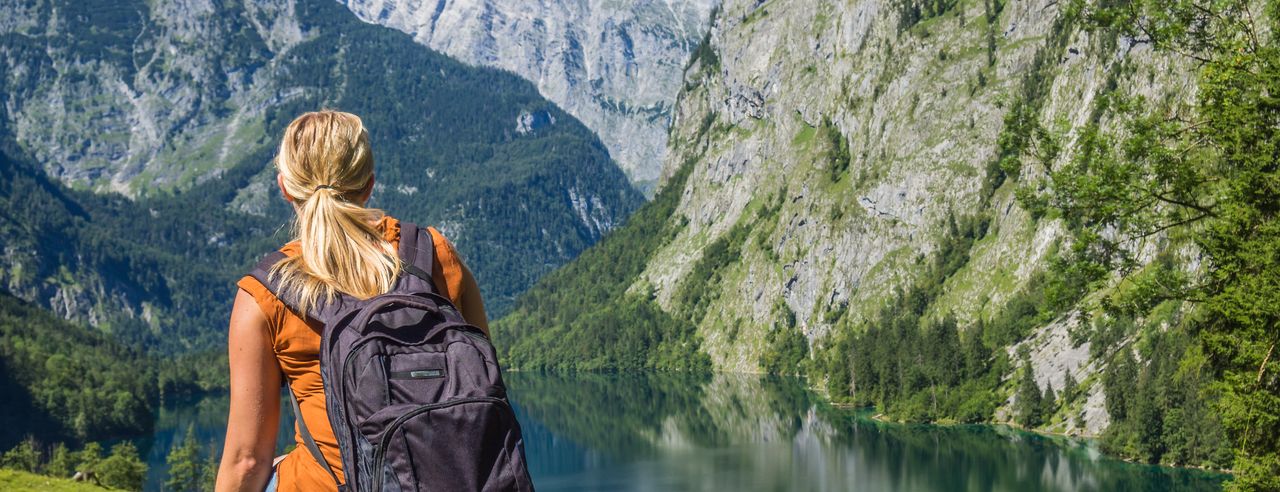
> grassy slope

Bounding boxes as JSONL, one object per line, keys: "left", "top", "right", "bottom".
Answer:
{"left": 0, "top": 469, "right": 120, "bottom": 492}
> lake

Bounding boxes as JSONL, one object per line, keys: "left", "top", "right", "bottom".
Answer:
{"left": 140, "top": 371, "right": 1228, "bottom": 491}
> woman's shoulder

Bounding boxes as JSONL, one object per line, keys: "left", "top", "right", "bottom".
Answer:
{"left": 234, "top": 238, "right": 301, "bottom": 320}
{"left": 235, "top": 272, "right": 287, "bottom": 331}
{"left": 424, "top": 226, "right": 462, "bottom": 266}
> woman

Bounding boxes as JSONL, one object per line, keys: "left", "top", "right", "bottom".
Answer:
{"left": 215, "top": 111, "right": 489, "bottom": 492}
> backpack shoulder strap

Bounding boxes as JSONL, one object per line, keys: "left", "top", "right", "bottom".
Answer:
{"left": 247, "top": 255, "right": 342, "bottom": 486}
{"left": 246, "top": 250, "right": 292, "bottom": 311}
{"left": 287, "top": 381, "right": 341, "bottom": 487}
{"left": 246, "top": 250, "right": 343, "bottom": 324}
{"left": 396, "top": 221, "right": 435, "bottom": 286}
{"left": 248, "top": 221, "right": 438, "bottom": 318}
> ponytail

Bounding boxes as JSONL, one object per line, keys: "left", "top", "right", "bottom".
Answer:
{"left": 268, "top": 111, "right": 400, "bottom": 315}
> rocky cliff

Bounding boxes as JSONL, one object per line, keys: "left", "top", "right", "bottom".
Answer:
{"left": 339, "top": 0, "right": 720, "bottom": 193}
{"left": 0, "top": 0, "right": 306, "bottom": 195}
{"left": 500, "top": 0, "right": 1199, "bottom": 440}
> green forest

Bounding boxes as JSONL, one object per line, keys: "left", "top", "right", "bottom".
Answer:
{"left": 0, "top": 293, "right": 157, "bottom": 447}
{"left": 0, "top": 292, "right": 222, "bottom": 490}
{"left": 1023, "top": 0, "right": 1278, "bottom": 486}
{"left": 495, "top": 161, "right": 709, "bottom": 372}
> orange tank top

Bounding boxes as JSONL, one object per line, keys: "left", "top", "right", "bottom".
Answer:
{"left": 236, "top": 216, "right": 488, "bottom": 492}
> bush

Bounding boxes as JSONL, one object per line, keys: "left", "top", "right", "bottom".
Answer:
{"left": 1, "top": 438, "right": 41, "bottom": 473}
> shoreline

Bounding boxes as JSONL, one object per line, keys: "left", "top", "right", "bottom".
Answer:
{"left": 856, "top": 409, "right": 1233, "bottom": 476}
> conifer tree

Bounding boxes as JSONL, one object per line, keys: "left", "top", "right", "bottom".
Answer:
{"left": 1103, "top": 349, "right": 1137, "bottom": 420}
{"left": 99, "top": 442, "right": 146, "bottom": 491}
{"left": 1015, "top": 360, "right": 1043, "bottom": 428}
{"left": 1062, "top": 371, "right": 1078, "bottom": 405}
{"left": 166, "top": 425, "right": 204, "bottom": 492}
{"left": 1042, "top": 382, "right": 1058, "bottom": 423}
{"left": 202, "top": 443, "right": 219, "bottom": 492}
{"left": 45, "top": 443, "right": 73, "bottom": 478}
{"left": 75, "top": 442, "right": 103, "bottom": 475}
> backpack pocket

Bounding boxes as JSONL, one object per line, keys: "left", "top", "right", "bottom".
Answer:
{"left": 359, "top": 398, "right": 531, "bottom": 492}
{"left": 346, "top": 349, "right": 451, "bottom": 422}
{"left": 384, "top": 352, "right": 448, "bottom": 405}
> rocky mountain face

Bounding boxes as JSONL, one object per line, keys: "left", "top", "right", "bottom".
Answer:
{"left": 339, "top": 0, "right": 720, "bottom": 193}
{"left": 0, "top": 0, "right": 642, "bottom": 349}
{"left": 500, "top": 0, "right": 1197, "bottom": 440}
{"left": 654, "top": 0, "right": 1191, "bottom": 434}
{"left": 0, "top": 0, "right": 304, "bottom": 195}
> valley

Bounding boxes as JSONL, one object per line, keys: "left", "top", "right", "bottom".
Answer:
{"left": 1, "top": 0, "right": 1277, "bottom": 490}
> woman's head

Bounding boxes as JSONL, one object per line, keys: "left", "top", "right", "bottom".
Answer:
{"left": 270, "top": 110, "right": 400, "bottom": 313}
{"left": 276, "top": 111, "right": 375, "bottom": 203}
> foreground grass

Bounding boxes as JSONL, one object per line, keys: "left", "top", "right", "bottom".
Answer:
{"left": 0, "top": 469, "right": 120, "bottom": 491}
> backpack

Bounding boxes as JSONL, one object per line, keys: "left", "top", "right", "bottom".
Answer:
{"left": 248, "top": 221, "right": 535, "bottom": 492}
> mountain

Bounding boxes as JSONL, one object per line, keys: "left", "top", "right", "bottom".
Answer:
{"left": 501, "top": 0, "right": 1175, "bottom": 409}
{"left": 0, "top": 0, "right": 643, "bottom": 350}
{"left": 497, "top": 0, "right": 1279, "bottom": 482}
{"left": 339, "top": 0, "right": 720, "bottom": 193}
{"left": 1, "top": 0, "right": 295, "bottom": 195}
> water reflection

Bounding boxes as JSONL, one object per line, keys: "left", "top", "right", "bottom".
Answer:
{"left": 141, "top": 372, "right": 1226, "bottom": 491}
{"left": 141, "top": 394, "right": 293, "bottom": 491}
{"left": 506, "top": 372, "right": 1227, "bottom": 492}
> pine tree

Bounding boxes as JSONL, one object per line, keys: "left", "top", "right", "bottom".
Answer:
{"left": 99, "top": 442, "right": 146, "bottom": 491}
{"left": 1103, "top": 349, "right": 1137, "bottom": 421}
{"left": 75, "top": 442, "right": 103, "bottom": 475}
{"left": 1015, "top": 360, "right": 1043, "bottom": 428}
{"left": 962, "top": 323, "right": 989, "bottom": 379}
{"left": 1062, "top": 371, "right": 1078, "bottom": 405}
{"left": 201, "top": 443, "right": 219, "bottom": 492}
{"left": 45, "top": 443, "right": 73, "bottom": 478}
{"left": 1041, "top": 381, "right": 1058, "bottom": 424}
{"left": 166, "top": 425, "right": 204, "bottom": 492}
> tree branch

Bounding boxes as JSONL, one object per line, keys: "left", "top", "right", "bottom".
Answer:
{"left": 1260, "top": 339, "right": 1275, "bottom": 385}
{"left": 1128, "top": 211, "right": 1211, "bottom": 240}
{"left": 1139, "top": 185, "right": 1217, "bottom": 217}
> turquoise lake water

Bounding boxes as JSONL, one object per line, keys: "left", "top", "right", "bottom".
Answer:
{"left": 140, "top": 371, "right": 1228, "bottom": 491}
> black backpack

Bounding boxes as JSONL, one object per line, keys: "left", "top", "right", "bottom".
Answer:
{"left": 248, "top": 221, "right": 534, "bottom": 492}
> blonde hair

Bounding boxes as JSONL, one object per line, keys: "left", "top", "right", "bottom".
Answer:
{"left": 269, "top": 110, "right": 400, "bottom": 314}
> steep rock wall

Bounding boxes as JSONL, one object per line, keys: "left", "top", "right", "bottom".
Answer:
{"left": 340, "top": 0, "right": 719, "bottom": 192}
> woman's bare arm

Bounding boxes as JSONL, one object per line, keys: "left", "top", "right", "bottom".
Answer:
{"left": 215, "top": 289, "right": 281, "bottom": 492}
{"left": 457, "top": 260, "right": 490, "bottom": 336}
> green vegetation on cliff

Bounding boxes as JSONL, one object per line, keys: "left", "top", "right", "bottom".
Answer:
{"left": 1015, "top": 1, "right": 1280, "bottom": 487}
{"left": 495, "top": 162, "right": 708, "bottom": 371}
{"left": 496, "top": 0, "right": 1273, "bottom": 488}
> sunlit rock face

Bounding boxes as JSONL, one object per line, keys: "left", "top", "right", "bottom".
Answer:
{"left": 339, "top": 0, "right": 720, "bottom": 194}
{"left": 608, "top": 0, "right": 1191, "bottom": 435}
{"left": 0, "top": 0, "right": 310, "bottom": 195}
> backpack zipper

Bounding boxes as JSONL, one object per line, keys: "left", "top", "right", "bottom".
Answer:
{"left": 370, "top": 396, "right": 511, "bottom": 492}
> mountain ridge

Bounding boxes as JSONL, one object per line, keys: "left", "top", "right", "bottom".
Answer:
{"left": 339, "top": 0, "right": 720, "bottom": 193}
